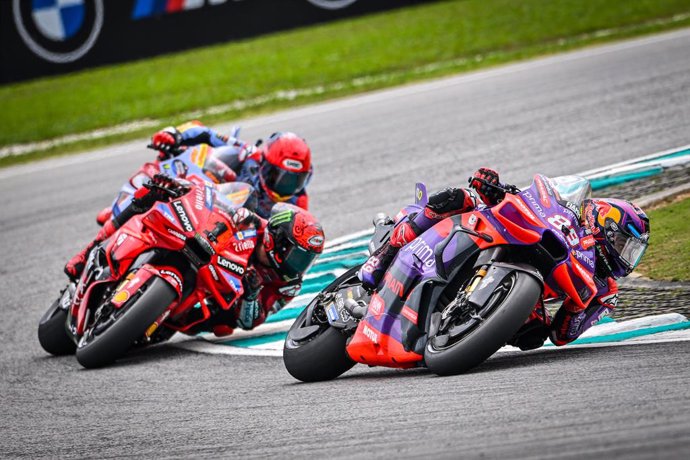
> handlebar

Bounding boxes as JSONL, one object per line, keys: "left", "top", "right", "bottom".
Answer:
{"left": 205, "top": 221, "right": 229, "bottom": 242}
{"left": 146, "top": 143, "right": 186, "bottom": 158}
{"left": 471, "top": 177, "right": 521, "bottom": 195}
{"left": 142, "top": 179, "right": 188, "bottom": 199}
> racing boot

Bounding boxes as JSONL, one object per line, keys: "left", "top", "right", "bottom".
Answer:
{"left": 358, "top": 242, "right": 398, "bottom": 290}
{"left": 64, "top": 220, "right": 117, "bottom": 281}
{"left": 96, "top": 206, "right": 113, "bottom": 226}
{"left": 358, "top": 215, "right": 424, "bottom": 290}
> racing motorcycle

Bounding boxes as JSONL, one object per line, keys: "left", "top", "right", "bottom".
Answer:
{"left": 38, "top": 179, "right": 259, "bottom": 368}
{"left": 284, "top": 174, "right": 595, "bottom": 380}
{"left": 101, "top": 135, "right": 258, "bottom": 225}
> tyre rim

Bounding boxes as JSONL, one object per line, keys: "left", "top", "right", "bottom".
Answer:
{"left": 429, "top": 273, "right": 517, "bottom": 352}
{"left": 286, "top": 277, "right": 361, "bottom": 348}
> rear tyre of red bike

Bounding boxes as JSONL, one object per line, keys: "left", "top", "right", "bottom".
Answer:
{"left": 38, "top": 296, "right": 76, "bottom": 356}
{"left": 76, "top": 276, "right": 176, "bottom": 369}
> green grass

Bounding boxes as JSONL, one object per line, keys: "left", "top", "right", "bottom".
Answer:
{"left": 3, "top": 0, "right": 690, "bottom": 166}
{"left": 637, "top": 196, "right": 690, "bottom": 282}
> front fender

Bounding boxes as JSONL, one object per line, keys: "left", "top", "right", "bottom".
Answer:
{"left": 467, "top": 262, "right": 543, "bottom": 308}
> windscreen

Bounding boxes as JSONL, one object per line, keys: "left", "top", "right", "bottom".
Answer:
{"left": 549, "top": 175, "right": 592, "bottom": 207}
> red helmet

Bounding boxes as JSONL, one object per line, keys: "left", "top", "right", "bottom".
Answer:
{"left": 263, "top": 203, "right": 324, "bottom": 281}
{"left": 259, "top": 132, "right": 312, "bottom": 202}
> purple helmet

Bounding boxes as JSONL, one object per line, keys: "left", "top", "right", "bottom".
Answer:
{"left": 583, "top": 198, "right": 650, "bottom": 279}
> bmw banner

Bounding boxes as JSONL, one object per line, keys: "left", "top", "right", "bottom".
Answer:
{"left": 2, "top": 0, "right": 430, "bottom": 83}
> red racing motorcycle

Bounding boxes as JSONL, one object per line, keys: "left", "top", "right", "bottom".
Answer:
{"left": 38, "top": 179, "right": 258, "bottom": 368}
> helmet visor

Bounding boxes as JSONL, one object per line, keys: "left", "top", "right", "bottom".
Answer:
{"left": 260, "top": 163, "right": 309, "bottom": 198}
{"left": 279, "top": 245, "right": 318, "bottom": 280}
{"left": 610, "top": 225, "right": 648, "bottom": 271}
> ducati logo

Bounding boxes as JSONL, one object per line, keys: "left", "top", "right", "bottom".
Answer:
{"left": 13, "top": 0, "right": 104, "bottom": 64}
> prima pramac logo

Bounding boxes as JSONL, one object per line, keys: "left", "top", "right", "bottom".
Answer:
{"left": 13, "top": 0, "right": 104, "bottom": 64}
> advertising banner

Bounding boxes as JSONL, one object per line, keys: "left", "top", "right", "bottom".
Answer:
{"left": 1, "top": 0, "right": 429, "bottom": 84}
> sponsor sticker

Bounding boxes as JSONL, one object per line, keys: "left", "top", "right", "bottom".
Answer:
{"left": 363, "top": 324, "right": 379, "bottom": 344}
{"left": 13, "top": 0, "right": 104, "bottom": 64}
{"left": 217, "top": 256, "right": 245, "bottom": 277}
{"left": 403, "top": 238, "right": 435, "bottom": 268}
{"left": 327, "top": 304, "right": 340, "bottom": 323}
{"left": 113, "top": 290, "right": 130, "bottom": 304}
{"left": 401, "top": 305, "right": 418, "bottom": 325}
{"left": 115, "top": 233, "right": 128, "bottom": 247}
{"left": 278, "top": 284, "right": 302, "bottom": 297}
{"left": 167, "top": 228, "right": 186, "bottom": 241}
{"left": 233, "top": 240, "right": 255, "bottom": 252}
{"left": 308, "top": 235, "right": 324, "bottom": 248}
{"left": 282, "top": 159, "right": 304, "bottom": 170}
{"left": 172, "top": 200, "right": 194, "bottom": 232}
{"left": 208, "top": 265, "right": 220, "bottom": 281}
{"left": 160, "top": 269, "right": 182, "bottom": 289}
{"left": 369, "top": 294, "right": 384, "bottom": 316}
{"left": 235, "top": 229, "right": 257, "bottom": 240}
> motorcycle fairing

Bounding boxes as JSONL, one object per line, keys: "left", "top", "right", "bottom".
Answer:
{"left": 111, "top": 146, "right": 219, "bottom": 219}
{"left": 347, "top": 175, "right": 597, "bottom": 368}
{"left": 346, "top": 217, "right": 485, "bottom": 367}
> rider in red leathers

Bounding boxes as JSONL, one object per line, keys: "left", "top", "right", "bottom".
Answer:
{"left": 150, "top": 121, "right": 312, "bottom": 216}
{"left": 67, "top": 175, "right": 325, "bottom": 335}
{"left": 359, "top": 168, "right": 650, "bottom": 350}
{"left": 96, "top": 121, "right": 313, "bottom": 225}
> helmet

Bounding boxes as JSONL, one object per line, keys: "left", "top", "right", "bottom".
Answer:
{"left": 263, "top": 203, "right": 324, "bottom": 281}
{"left": 583, "top": 198, "right": 650, "bottom": 279}
{"left": 259, "top": 132, "right": 312, "bottom": 202}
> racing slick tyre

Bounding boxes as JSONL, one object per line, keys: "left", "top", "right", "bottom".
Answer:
{"left": 283, "top": 267, "right": 359, "bottom": 382}
{"left": 425, "top": 270, "right": 542, "bottom": 376}
{"left": 76, "top": 276, "right": 176, "bottom": 369}
{"left": 38, "top": 297, "right": 76, "bottom": 356}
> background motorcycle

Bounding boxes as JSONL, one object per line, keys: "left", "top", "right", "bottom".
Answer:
{"left": 284, "top": 174, "right": 594, "bottom": 380}
{"left": 38, "top": 179, "right": 258, "bottom": 368}
{"left": 102, "top": 135, "right": 257, "bottom": 225}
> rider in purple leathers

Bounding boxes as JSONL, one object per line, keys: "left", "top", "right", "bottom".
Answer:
{"left": 150, "top": 121, "right": 312, "bottom": 218}
{"left": 358, "top": 168, "right": 650, "bottom": 350}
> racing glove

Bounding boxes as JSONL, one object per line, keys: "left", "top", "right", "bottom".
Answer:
{"left": 237, "top": 267, "right": 263, "bottom": 330}
{"left": 469, "top": 167, "right": 505, "bottom": 205}
{"left": 151, "top": 127, "right": 182, "bottom": 160}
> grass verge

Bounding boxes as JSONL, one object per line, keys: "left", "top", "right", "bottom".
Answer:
{"left": 637, "top": 195, "right": 690, "bottom": 282}
{"left": 2, "top": 0, "right": 690, "bottom": 167}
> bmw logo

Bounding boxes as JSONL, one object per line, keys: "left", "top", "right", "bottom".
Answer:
{"left": 306, "top": 0, "right": 359, "bottom": 10}
{"left": 13, "top": 0, "right": 104, "bottom": 64}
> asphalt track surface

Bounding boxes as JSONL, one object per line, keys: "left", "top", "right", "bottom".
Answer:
{"left": 2, "top": 29, "right": 690, "bottom": 458}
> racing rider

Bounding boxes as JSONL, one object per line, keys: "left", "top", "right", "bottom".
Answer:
{"left": 66, "top": 175, "right": 325, "bottom": 333}
{"left": 358, "top": 168, "right": 650, "bottom": 350}
{"left": 150, "top": 121, "right": 313, "bottom": 217}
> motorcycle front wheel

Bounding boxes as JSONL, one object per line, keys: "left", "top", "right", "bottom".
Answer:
{"left": 424, "top": 270, "right": 542, "bottom": 376}
{"left": 283, "top": 267, "right": 359, "bottom": 382}
{"left": 76, "top": 276, "right": 176, "bottom": 369}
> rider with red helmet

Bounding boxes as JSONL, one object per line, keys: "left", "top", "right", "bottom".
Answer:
{"left": 66, "top": 177, "right": 325, "bottom": 335}
{"left": 195, "top": 202, "right": 325, "bottom": 334}
{"left": 358, "top": 168, "right": 650, "bottom": 350}
{"left": 150, "top": 121, "right": 312, "bottom": 217}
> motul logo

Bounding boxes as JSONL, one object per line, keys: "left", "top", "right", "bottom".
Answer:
{"left": 172, "top": 201, "right": 193, "bottom": 232}
{"left": 363, "top": 325, "right": 379, "bottom": 344}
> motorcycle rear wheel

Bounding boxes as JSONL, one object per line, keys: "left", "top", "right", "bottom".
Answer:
{"left": 424, "top": 270, "right": 541, "bottom": 376}
{"left": 76, "top": 276, "right": 176, "bottom": 369}
{"left": 38, "top": 296, "right": 76, "bottom": 356}
{"left": 283, "top": 267, "right": 359, "bottom": 382}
